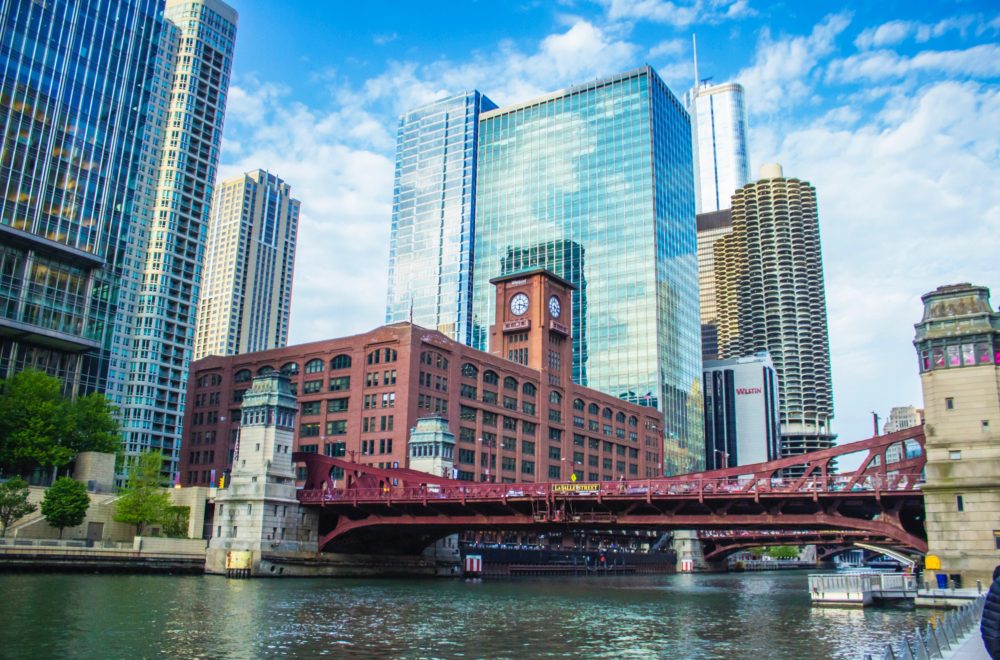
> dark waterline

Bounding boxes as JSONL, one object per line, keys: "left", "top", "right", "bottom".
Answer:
{"left": 0, "top": 571, "right": 927, "bottom": 659}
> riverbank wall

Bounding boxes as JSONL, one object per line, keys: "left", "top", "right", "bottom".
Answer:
{"left": 0, "top": 537, "right": 207, "bottom": 574}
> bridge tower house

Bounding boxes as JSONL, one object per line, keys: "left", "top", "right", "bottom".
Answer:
{"left": 407, "top": 416, "right": 461, "bottom": 574}
{"left": 206, "top": 372, "right": 318, "bottom": 576}
{"left": 914, "top": 283, "right": 1000, "bottom": 586}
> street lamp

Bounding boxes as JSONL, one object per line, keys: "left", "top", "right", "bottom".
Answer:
{"left": 713, "top": 449, "right": 730, "bottom": 469}
{"left": 478, "top": 436, "right": 495, "bottom": 483}
{"left": 561, "top": 457, "right": 582, "bottom": 481}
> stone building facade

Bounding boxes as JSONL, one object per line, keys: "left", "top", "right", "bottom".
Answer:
{"left": 914, "top": 283, "right": 1000, "bottom": 586}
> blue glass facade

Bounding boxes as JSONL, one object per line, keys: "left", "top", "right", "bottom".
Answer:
{"left": 0, "top": 0, "right": 162, "bottom": 395}
{"left": 472, "top": 67, "right": 704, "bottom": 474}
{"left": 385, "top": 91, "right": 497, "bottom": 344}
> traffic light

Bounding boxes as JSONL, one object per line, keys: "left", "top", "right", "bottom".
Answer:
{"left": 218, "top": 475, "right": 226, "bottom": 489}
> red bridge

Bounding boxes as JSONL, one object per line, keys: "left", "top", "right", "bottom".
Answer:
{"left": 294, "top": 427, "right": 927, "bottom": 557}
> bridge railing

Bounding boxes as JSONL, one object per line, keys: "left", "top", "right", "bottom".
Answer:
{"left": 297, "top": 472, "right": 925, "bottom": 504}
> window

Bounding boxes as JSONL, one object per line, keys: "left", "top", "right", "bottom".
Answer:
{"left": 502, "top": 436, "right": 517, "bottom": 450}
{"left": 300, "top": 423, "right": 320, "bottom": 437}
{"left": 945, "top": 397, "right": 954, "bottom": 410}
{"left": 588, "top": 403, "right": 599, "bottom": 415}
{"left": 522, "top": 401, "right": 536, "bottom": 416}
{"left": 522, "top": 383, "right": 537, "bottom": 398}
{"left": 281, "top": 362, "right": 299, "bottom": 375}
{"left": 628, "top": 416, "right": 638, "bottom": 428}
{"left": 616, "top": 412, "right": 626, "bottom": 424}
{"left": 458, "top": 449, "right": 475, "bottom": 464}
{"left": 482, "top": 390, "right": 497, "bottom": 405}
{"left": 549, "top": 390, "right": 562, "bottom": 405}
{"left": 234, "top": 369, "right": 252, "bottom": 383}
{"left": 522, "top": 422, "right": 537, "bottom": 437}
{"left": 548, "top": 428, "right": 562, "bottom": 442}
{"left": 573, "top": 434, "right": 585, "bottom": 447}
{"left": 329, "top": 376, "right": 350, "bottom": 391}
{"left": 522, "top": 440, "right": 535, "bottom": 454}
{"left": 549, "top": 409, "right": 562, "bottom": 423}
{"left": 258, "top": 365, "right": 275, "bottom": 375}
{"left": 330, "top": 354, "right": 352, "bottom": 370}
{"left": 504, "top": 377, "right": 518, "bottom": 391}
{"left": 548, "top": 446, "right": 561, "bottom": 460}
{"left": 994, "top": 531, "right": 1000, "bottom": 550}
{"left": 548, "top": 466, "right": 561, "bottom": 479}
{"left": 949, "top": 450, "right": 962, "bottom": 460}
{"left": 325, "top": 443, "right": 346, "bottom": 458}
{"left": 460, "top": 406, "right": 477, "bottom": 421}
{"left": 299, "top": 444, "right": 318, "bottom": 454}
{"left": 327, "top": 398, "right": 349, "bottom": 413}
{"left": 573, "top": 416, "right": 585, "bottom": 428}
{"left": 521, "top": 460, "right": 534, "bottom": 475}
{"left": 503, "top": 396, "right": 518, "bottom": 411}
{"left": 957, "top": 495, "right": 964, "bottom": 512}
{"left": 459, "top": 428, "right": 476, "bottom": 443}
{"left": 503, "top": 416, "right": 517, "bottom": 431}
{"left": 301, "top": 401, "right": 321, "bottom": 416}
{"left": 483, "top": 370, "right": 499, "bottom": 386}
{"left": 302, "top": 380, "right": 322, "bottom": 394}
{"left": 483, "top": 411, "right": 497, "bottom": 427}
{"left": 326, "top": 420, "right": 347, "bottom": 435}
{"left": 379, "top": 415, "right": 394, "bottom": 431}
{"left": 573, "top": 398, "right": 585, "bottom": 411}
{"left": 304, "top": 358, "right": 324, "bottom": 373}
{"left": 603, "top": 407, "right": 613, "bottom": 420}
{"left": 384, "top": 369, "right": 397, "bottom": 385}
{"left": 462, "top": 363, "right": 478, "bottom": 379}
{"left": 502, "top": 456, "right": 516, "bottom": 471}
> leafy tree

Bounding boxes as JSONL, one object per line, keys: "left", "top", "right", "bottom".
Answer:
{"left": 0, "top": 370, "right": 72, "bottom": 475}
{"left": 114, "top": 451, "right": 172, "bottom": 536}
{"left": 0, "top": 477, "right": 36, "bottom": 538}
{"left": 162, "top": 505, "right": 190, "bottom": 538}
{"left": 41, "top": 477, "right": 89, "bottom": 538}
{"left": 764, "top": 545, "right": 800, "bottom": 560}
{"left": 65, "top": 393, "right": 119, "bottom": 455}
{"left": 0, "top": 370, "right": 121, "bottom": 478}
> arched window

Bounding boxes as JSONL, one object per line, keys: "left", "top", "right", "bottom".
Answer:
{"left": 234, "top": 369, "right": 252, "bottom": 383}
{"left": 461, "top": 363, "right": 478, "bottom": 379}
{"left": 304, "top": 358, "right": 324, "bottom": 374}
{"left": 602, "top": 407, "right": 612, "bottom": 419}
{"left": 588, "top": 403, "right": 599, "bottom": 415}
{"left": 522, "top": 382, "right": 537, "bottom": 397}
{"left": 330, "top": 354, "right": 352, "bottom": 370}
{"left": 573, "top": 398, "right": 585, "bottom": 411}
{"left": 367, "top": 350, "right": 381, "bottom": 365}
{"left": 503, "top": 376, "right": 518, "bottom": 391}
{"left": 384, "top": 348, "right": 397, "bottom": 363}
{"left": 483, "top": 370, "right": 499, "bottom": 386}
{"left": 281, "top": 362, "right": 299, "bottom": 375}
{"left": 549, "top": 390, "right": 562, "bottom": 404}
{"left": 257, "top": 365, "right": 275, "bottom": 376}
{"left": 616, "top": 411, "right": 626, "bottom": 424}
{"left": 628, "top": 415, "right": 638, "bottom": 428}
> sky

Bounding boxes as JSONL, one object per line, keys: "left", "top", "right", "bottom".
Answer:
{"left": 216, "top": 0, "right": 1000, "bottom": 451}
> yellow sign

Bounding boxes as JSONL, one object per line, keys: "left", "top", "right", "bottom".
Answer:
{"left": 570, "top": 473, "right": 578, "bottom": 482}
{"left": 552, "top": 483, "right": 600, "bottom": 493}
{"left": 925, "top": 555, "right": 941, "bottom": 570}
{"left": 226, "top": 550, "right": 252, "bottom": 570}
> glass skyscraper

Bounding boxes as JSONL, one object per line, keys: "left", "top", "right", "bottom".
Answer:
{"left": 385, "top": 91, "right": 497, "bottom": 344}
{"left": 472, "top": 67, "right": 704, "bottom": 474}
{"left": 0, "top": 0, "right": 163, "bottom": 396}
{"left": 686, "top": 82, "right": 750, "bottom": 213}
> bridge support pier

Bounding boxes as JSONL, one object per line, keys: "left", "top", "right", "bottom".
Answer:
{"left": 673, "top": 530, "right": 726, "bottom": 572}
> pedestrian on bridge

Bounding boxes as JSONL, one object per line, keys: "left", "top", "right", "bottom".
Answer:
{"left": 982, "top": 564, "right": 1000, "bottom": 659}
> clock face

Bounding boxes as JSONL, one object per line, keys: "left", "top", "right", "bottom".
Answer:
{"left": 548, "top": 295, "right": 561, "bottom": 318}
{"left": 509, "top": 293, "right": 529, "bottom": 316}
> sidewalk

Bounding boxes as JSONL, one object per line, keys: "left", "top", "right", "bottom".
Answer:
{"left": 946, "top": 628, "right": 990, "bottom": 660}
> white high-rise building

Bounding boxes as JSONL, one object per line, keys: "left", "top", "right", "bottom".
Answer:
{"left": 686, "top": 81, "right": 751, "bottom": 213}
{"left": 120, "top": 0, "right": 238, "bottom": 480}
{"left": 883, "top": 406, "right": 923, "bottom": 434}
{"left": 703, "top": 353, "right": 781, "bottom": 470}
{"left": 195, "top": 170, "right": 300, "bottom": 360}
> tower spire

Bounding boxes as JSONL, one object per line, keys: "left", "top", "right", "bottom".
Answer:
{"left": 692, "top": 33, "right": 699, "bottom": 93}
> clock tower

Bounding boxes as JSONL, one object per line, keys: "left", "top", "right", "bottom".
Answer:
{"left": 489, "top": 268, "right": 575, "bottom": 387}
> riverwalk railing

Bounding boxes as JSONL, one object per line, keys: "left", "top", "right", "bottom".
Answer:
{"left": 862, "top": 594, "right": 986, "bottom": 660}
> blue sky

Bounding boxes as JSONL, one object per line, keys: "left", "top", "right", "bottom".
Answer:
{"left": 217, "top": 0, "right": 1000, "bottom": 450}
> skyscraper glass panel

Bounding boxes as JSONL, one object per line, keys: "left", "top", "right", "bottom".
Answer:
{"left": 687, "top": 82, "right": 750, "bottom": 213}
{"left": 385, "top": 91, "right": 497, "bottom": 344}
{"left": 0, "top": 0, "right": 162, "bottom": 396}
{"left": 472, "top": 67, "right": 703, "bottom": 473}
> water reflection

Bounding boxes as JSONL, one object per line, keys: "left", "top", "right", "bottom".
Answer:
{"left": 0, "top": 572, "right": 931, "bottom": 659}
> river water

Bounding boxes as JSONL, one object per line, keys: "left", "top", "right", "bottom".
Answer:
{"left": 0, "top": 571, "right": 929, "bottom": 659}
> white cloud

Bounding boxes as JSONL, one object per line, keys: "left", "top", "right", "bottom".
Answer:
{"left": 827, "top": 44, "right": 1000, "bottom": 83}
{"left": 854, "top": 16, "right": 979, "bottom": 50}
{"left": 648, "top": 37, "right": 687, "bottom": 59}
{"left": 736, "top": 12, "right": 851, "bottom": 114}
{"left": 600, "top": 0, "right": 753, "bottom": 26}
{"left": 756, "top": 80, "right": 1000, "bottom": 445}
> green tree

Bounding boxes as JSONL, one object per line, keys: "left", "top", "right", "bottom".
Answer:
{"left": 162, "top": 505, "right": 190, "bottom": 538}
{"left": 0, "top": 370, "right": 73, "bottom": 475}
{"left": 65, "top": 393, "right": 119, "bottom": 455}
{"left": 0, "top": 477, "right": 36, "bottom": 538}
{"left": 41, "top": 477, "right": 89, "bottom": 538}
{"left": 764, "top": 545, "right": 800, "bottom": 560}
{"left": 114, "top": 451, "right": 171, "bottom": 536}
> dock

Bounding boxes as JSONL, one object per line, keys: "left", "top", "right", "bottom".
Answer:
{"left": 808, "top": 572, "right": 917, "bottom": 606}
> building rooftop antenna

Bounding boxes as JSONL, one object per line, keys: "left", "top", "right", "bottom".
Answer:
{"left": 692, "top": 33, "right": 699, "bottom": 93}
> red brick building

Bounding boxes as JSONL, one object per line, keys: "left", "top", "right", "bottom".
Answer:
{"left": 180, "top": 269, "right": 663, "bottom": 486}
